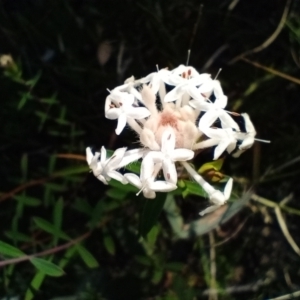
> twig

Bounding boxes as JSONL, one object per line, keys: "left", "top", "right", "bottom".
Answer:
{"left": 241, "top": 58, "right": 300, "bottom": 85}
{"left": 213, "top": 217, "right": 249, "bottom": 248}
{"left": 267, "top": 290, "right": 300, "bottom": 300}
{"left": 0, "top": 231, "right": 90, "bottom": 268}
{"left": 55, "top": 153, "right": 85, "bottom": 161}
{"left": 274, "top": 206, "right": 300, "bottom": 256}
{"left": 229, "top": 0, "right": 292, "bottom": 64}
{"left": 251, "top": 194, "right": 300, "bottom": 256}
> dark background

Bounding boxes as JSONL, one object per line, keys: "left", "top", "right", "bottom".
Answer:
{"left": 1, "top": 0, "right": 300, "bottom": 299}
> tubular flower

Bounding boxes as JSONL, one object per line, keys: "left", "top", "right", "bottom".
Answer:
{"left": 87, "top": 65, "right": 260, "bottom": 215}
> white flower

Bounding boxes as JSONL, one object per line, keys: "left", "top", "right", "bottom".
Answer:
{"left": 86, "top": 64, "right": 261, "bottom": 214}
{"left": 162, "top": 65, "right": 211, "bottom": 103}
{"left": 140, "top": 68, "right": 170, "bottom": 95}
{"left": 181, "top": 161, "right": 233, "bottom": 215}
{"left": 142, "top": 127, "right": 194, "bottom": 184}
{"left": 86, "top": 146, "right": 127, "bottom": 184}
{"left": 105, "top": 90, "right": 151, "bottom": 135}
{"left": 124, "top": 159, "right": 177, "bottom": 199}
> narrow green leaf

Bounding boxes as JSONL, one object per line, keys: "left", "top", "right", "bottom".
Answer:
{"left": 30, "top": 258, "right": 64, "bottom": 277}
{"left": 138, "top": 193, "right": 167, "bottom": 238}
{"left": 58, "top": 246, "right": 77, "bottom": 269}
{"left": 76, "top": 245, "right": 99, "bottom": 268}
{"left": 5, "top": 231, "right": 31, "bottom": 242}
{"left": 0, "top": 240, "right": 26, "bottom": 257}
{"left": 14, "top": 195, "right": 41, "bottom": 207}
{"left": 33, "top": 217, "right": 69, "bottom": 240}
{"left": 103, "top": 234, "right": 116, "bottom": 255}
{"left": 54, "top": 165, "right": 89, "bottom": 177}
{"left": 17, "top": 92, "right": 31, "bottom": 110}
{"left": 25, "top": 271, "right": 46, "bottom": 300}
{"left": 72, "top": 198, "right": 92, "bottom": 215}
{"left": 20, "top": 153, "right": 28, "bottom": 180}
{"left": 147, "top": 225, "right": 160, "bottom": 247}
{"left": 181, "top": 180, "right": 207, "bottom": 198}
{"left": 53, "top": 198, "right": 64, "bottom": 230}
{"left": 25, "top": 71, "right": 42, "bottom": 88}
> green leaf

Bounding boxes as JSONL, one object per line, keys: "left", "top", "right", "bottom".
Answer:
{"left": 220, "top": 191, "right": 252, "bottom": 224}
{"left": 198, "top": 159, "right": 224, "bottom": 174}
{"left": 72, "top": 198, "right": 92, "bottom": 216}
{"left": 76, "top": 245, "right": 99, "bottom": 268}
{"left": 33, "top": 217, "right": 69, "bottom": 240}
{"left": 146, "top": 225, "right": 160, "bottom": 247}
{"left": 54, "top": 165, "right": 89, "bottom": 177}
{"left": 181, "top": 180, "right": 207, "bottom": 198}
{"left": 58, "top": 246, "right": 77, "bottom": 269}
{"left": 0, "top": 241, "right": 26, "bottom": 257}
{"left": 20, "top": 153, "right": 28, "bottom": 180}
{"left": 25, "top": 70, "right": 42, "bottom": 88}
{"left": 138, "top": 193, "right": 167, "bottom": 238}
{"left": 53, "top": 198, "right": 64, "bottom": 230}
{"left": 103, "top": 234, "right": 116, "bottom": 255}
{"left": 5, "top": 231, "right": 31, "bottom": 242}
{"left": 30, "top": 258, "right": 64, "bottom": 277}
{"left": 17, "top": 92, "right": 31, "bottom": 110}
{"left": 14, "top": 195, "right": 41, "bottom": 207}
{"left": 25, "top": 271, "right": 46, "bottom": 300}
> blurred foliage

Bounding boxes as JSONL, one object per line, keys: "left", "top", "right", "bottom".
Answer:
{"left": 1, "top": 0, "right": 300, "bottom": 299}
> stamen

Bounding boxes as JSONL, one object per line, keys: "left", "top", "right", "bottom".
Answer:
{"left": 156, "top": 64, "right": 159, "bottom": 72}
{"left": 214, "top": 68, "right": 222, "bottom": 80}
{"left": 182, "top": 72, "right": 186, "bottom": 79}
{"left": 106, "top": 88, "right": 111, "bottom": 93}
{"left": 186, "top": 49, "right": 191, "bottom": 66}
{"left": 254, "top": 138, "right": 271, "bottom": 143}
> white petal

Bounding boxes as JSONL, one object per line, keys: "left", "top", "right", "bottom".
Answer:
{"left": 239, "top": 136, "right": 254, "bottom": 150}
{"left": 115, "top": 113, "right": 127, "bottom": 135}
{"left": 140, "top": 154, "right": 155, "bottom": 182}
{"left": 97, "top": 174, "right": 108, "bottom": 185}
{"left": 161, "top": 128, "right": 175, "bottom": 153}
{"left": 105, "top": 107, "right": 121, "bottom": 120}
{"left": 199, "top": 205, "right": 220, "bottom": 216}
{"left": 242, "top": 113, "right": 256, "bottom": 135}
{"left": 190, "top": 73, "right": 211, "bottom": 86}
{"left": 224, "top": 178, "right": 233, "bottom": 200}
{"left": 86, "top": 147, "right": 93, "bottom": 165}
{"left": 198, "top": 80, "right": 214, "bottom": 94}
{"left": 164, "top": 86, "right": 182, "bottom": 102}
{"left": 109, "top": 147, "right": 127, "bottom": 169}
{"left": 219, "top": 111, "right": 239, "bottom": 130}
{"left": 124, "top": 173, "right": 142, "bottom": 189}
{"left": 214, "top": 140, "right": 229, "bottom": 160}
{"left": 119, "top": 148, "right": 145, "bottom": 168}
{"left": 186, "top": 84, "right": 202, "bottom": 101}
{"left": 171, "top": 149, "right": 194, "bottom": 161}
{"left": 199, "top": 110, "right": 219, "bottom": 133}
{"left": 162, "top": 159, "right": 177, "bottom": 184}
{"left": 209, "top": 190, "right": 226, "bottom": 205}
{"left": 214, "top": 95, "right": 227, "bottom": 109}
{"left": 149, "top": 181, "right": 177, "bottom": 192}
{"left": 127, "top": 107, "right": 151, "bottom": 119}
{"left": 143, "top": 188, "right": 156, "bottom": 199}
{"left": 100, "top": 146, "right": 107, "bottom": 164}
{"left": 107, "top": 170, "right": 126, "bottom": 184}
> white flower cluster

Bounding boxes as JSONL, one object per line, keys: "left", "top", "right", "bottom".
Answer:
{"left": 86, "top": 65, "right": 257, "bottom": 215}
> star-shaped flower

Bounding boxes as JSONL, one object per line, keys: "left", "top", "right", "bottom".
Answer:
{"left": 162, "top": 65, "right": 212, "bottom": 103}
{"left": 86, "top": 146, "right": 127, "bottom": 184}
{"left": 105, "top": 89, "right": 151, "bottom": 135}
{"left": 124, "top": 159, "right": 177, "bottom": 199}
